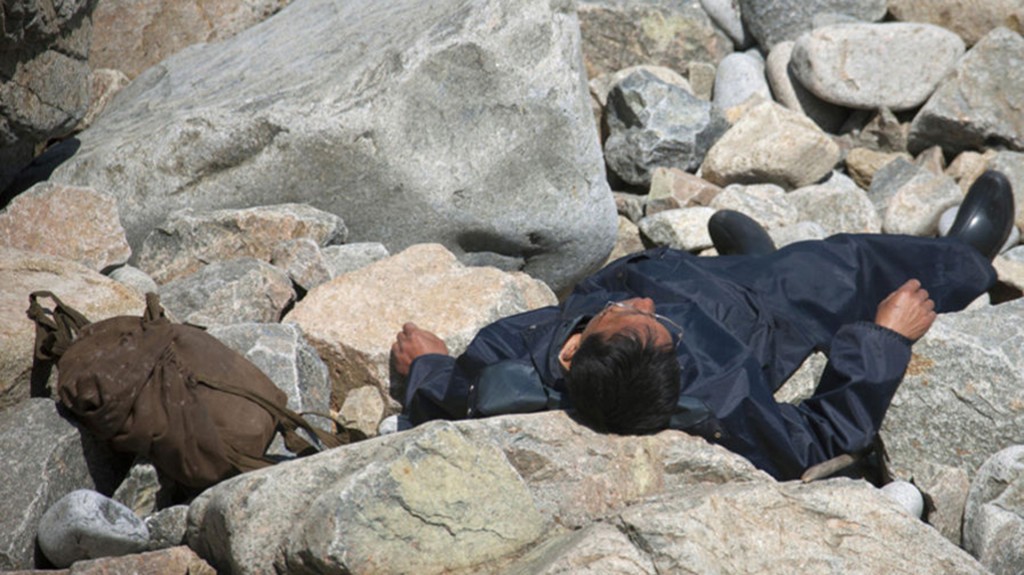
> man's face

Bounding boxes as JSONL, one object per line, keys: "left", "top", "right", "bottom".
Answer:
{"left": 579, "top": 297, "right": 675, "bottom": 349}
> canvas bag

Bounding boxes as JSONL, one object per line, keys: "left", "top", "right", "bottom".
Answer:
{"left": 28, "top": 291, "right": 359, "bottom": 489}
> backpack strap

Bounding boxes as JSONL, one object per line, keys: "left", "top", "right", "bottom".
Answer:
{"left": 200, "top": 376, "right": 364, "bottom": 453}
{"left": 26, "top": 291, "right": 91, "bottom": 362}
{"left": 200, "top": 375, "right": 369, "bottom": 473}
{"left": 143, "top": 293, "right": 366, "bottom": 463}
{"left": 143, "top": 292, "right": 169, "bottom": 326}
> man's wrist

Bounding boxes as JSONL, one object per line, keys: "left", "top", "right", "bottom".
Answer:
{"left": 866, "top": 321, "right": 915, "bottom": 347}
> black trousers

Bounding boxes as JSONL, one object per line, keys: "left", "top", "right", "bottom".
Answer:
{"left": 715, "top": 233, "right": 996, "bottom": 390}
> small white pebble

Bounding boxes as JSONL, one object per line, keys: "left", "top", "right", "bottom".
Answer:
{"left": 880, "top": 480, "right": 924, "bottom": 518}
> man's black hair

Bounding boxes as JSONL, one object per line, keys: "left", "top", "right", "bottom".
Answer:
{"left": 565, "top": 329, "right": 681, "bottom": 435}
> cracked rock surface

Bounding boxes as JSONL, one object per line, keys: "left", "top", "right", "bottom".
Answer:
{"left": 44, "top": 0, "right": 617, "bottom": 294}
{"left": 884, "top": 299, "right": 1024, "bottom": 475}
{"left": 186, "top": 412, "right": 984, "bottom": 574}
{"left": 0, "top": 0, "right": 97, "bottom": 191}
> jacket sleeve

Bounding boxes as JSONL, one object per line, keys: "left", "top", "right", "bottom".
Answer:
{"left": 400, "top": 353, "right": 465, "bottom": 428}
{"left": 715, "top": 321, "right": 912, "bottom": 480}
{"left": 399, "top": 307, "right": 559, "bottom": 429}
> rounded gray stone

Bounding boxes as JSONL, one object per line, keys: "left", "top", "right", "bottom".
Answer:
{"left": 790, "top": 23, "right": 965, "bottom": 111}
{"left": 882, "top": 298, "right": 1024, "bottom": 473}
{"left": 880, "top": 480, "right": 924, "bottom": 518}
{"left": 37, "top": 489, "right": 149, "bottom": 568}
{"left": 712, "top": 52, "right": 771, "bottom": 110}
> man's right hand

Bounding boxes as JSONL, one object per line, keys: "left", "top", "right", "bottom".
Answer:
{"left": 874, "top": 279, "right": 937, "bottom": 341}
{"left": 391, "top": 322, "right": 450, "bottom": 377}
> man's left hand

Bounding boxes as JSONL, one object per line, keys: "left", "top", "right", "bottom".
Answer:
{"left": 391, "top": 322, "right": 450, "bottom": 377}
{"left": 875, "top": 279, "right": 936, "bottom": 341}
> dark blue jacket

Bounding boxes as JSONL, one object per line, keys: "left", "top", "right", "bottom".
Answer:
{"left": 400, "top": 235, "right": 994, "bottom": 480}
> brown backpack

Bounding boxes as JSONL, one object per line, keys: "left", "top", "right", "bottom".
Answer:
{"left": 28, "top": 291, "right": 360, "bottom": 489}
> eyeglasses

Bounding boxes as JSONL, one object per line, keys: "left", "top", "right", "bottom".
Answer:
{"left": 600, "top": 301, "right": 684, "bottom": 349}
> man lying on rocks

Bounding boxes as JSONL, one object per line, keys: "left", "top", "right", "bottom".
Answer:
{"left": 392, "top": 170, "right": 1015, "bottom": 482}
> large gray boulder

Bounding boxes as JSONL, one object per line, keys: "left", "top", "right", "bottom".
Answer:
{"left": 909, "top": 27, "right": 1024, "bottom": 155}
{"left": 186, "top": 411, "right": 765, "bottom": 574}
{"left": 458, "top": 410, "right": 768, "bottom": 529}
{"left": 187, "top": 419, "right": 547, "bottom": 574}
{"left": 883, "top": 299, "right": 1024, "bottom": 474}
{"left": 46, "top": 0, "right": 617, "bottom": 294}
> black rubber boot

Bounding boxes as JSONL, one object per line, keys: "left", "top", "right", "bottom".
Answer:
{"left": 947, "top": 170, "right": 1015, "bottom": 260}
{"left": 708, "top": 210, "right": 776, "bottom": 256}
